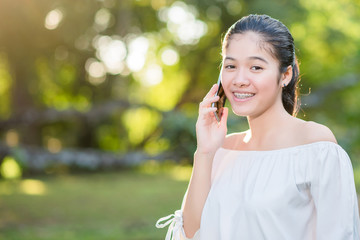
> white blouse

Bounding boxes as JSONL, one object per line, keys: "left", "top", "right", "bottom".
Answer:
{"left": 156, "top": 141, "right": 360, "bottom": 240}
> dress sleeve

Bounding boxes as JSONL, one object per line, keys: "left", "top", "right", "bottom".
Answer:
{"left": 155, "top": 210, "right": 200, "bottom": 240}
{"left": 310, "top": 144, "right": 360, "bottom": 239}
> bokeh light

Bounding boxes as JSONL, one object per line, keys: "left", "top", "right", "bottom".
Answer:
{"left": 94, "top": 8, "right": 113, "bottom": 31}
{"left": 20, "top": 179, "right": 47, "bottom": 195}
{"left": 85, "top": 58, "right": 106, "bottom": 85}
{"left": 158, "top": 1, "right": 208, "bottom": 45}
{"left": 0, "top": 156, "right": 22, "bottom": 179}
{"left": 47, "top": 137, "right": 62, "bottom": 153}
{"left": 6, "top": 129, "right": 19, "bottom": 147}
{"left": 94, "top": 35, "right": 127, "bottom": 75}
{"left": 44, "top": 9, "right": 63, "bottom": 30}
{"left": 126, "top": 36, "right": 149, "bottom": 72}
{"left": 161, "top": 48, "right": 179, "bottom": 66}
{"left": 142, "top": 64, "right": 163, "bottom": 86}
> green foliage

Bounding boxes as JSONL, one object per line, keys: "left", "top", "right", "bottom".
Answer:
{"left": 122, "top": 107, "right": 162, "bottom": 146}
{"left": 161, "top": 111, "right": 197, "bottom": 159}
{"left": 0, "top": 0, "right": 359, "bottom": 165}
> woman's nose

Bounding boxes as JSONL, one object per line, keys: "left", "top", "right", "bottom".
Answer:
{"left": 233, "top": 69, "right": 250, "bottom": 87}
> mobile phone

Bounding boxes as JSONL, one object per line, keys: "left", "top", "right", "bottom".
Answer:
{"left": 212, "top": 74, "right": 226, "bottom": 122}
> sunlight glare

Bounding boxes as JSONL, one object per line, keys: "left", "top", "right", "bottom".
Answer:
{"left": 126, "top": 36, "right": 149, "bottom": 72}
{"left": 168, "top": 5, "right": 190, "bottom": 24}
{"left": 143, "top": 64, "right": 163, "bottom": 86}
{"left": 158, "top": 2, "right": 207, "bottom": 45}
{"left": 161, "top": 48, "right": 179, "bottom": 66}
{"left": 95, "top": 8, "right": 112, "bottom": 29}
{"left": 20, "top": 179, "right": 47, "bottom": 195}
{"left": 45, "top": 9, "right": 63, "bottom": 30}
{"left": 89, "top": 61, "right": 106, "bottom": 78}
{"left": 176, "top": 20, "right": 207, "bottom": 45}
{"left": 85, "top": 59, "right": 106, "bottom": 85}
{"left": 0, "top": 156, "right": 22, "bottom": 179}
{"left": 95, "top": 36, "right": 126, "bottom": 74}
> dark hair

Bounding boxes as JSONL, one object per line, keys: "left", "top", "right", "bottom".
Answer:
{"left": 222, "top": 14, "right": 300, "bottom": 116}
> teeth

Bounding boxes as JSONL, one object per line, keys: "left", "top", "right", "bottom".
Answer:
{"left": 234, "top": 93, "right": 255, "bottom": 99}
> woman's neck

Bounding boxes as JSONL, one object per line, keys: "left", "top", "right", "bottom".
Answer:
{"left": 245, "top": 104, "right": 292, "bottom": 148}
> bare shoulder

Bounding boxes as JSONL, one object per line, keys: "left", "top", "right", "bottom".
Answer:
{"left": 300, "top": 121, "right": 337, "bottom": 144}
{"left": 223, "top": 131, "right": 248, "bottom": 149}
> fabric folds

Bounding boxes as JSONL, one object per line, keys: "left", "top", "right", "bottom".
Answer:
{"left": 157, "top": 141, "right": 360, "bottom": 240}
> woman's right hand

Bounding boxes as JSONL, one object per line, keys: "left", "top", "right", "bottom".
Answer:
{"left": 195, "top": 84, "right": 228, "bottom": 156}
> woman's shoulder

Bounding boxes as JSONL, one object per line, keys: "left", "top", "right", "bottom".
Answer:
{"left": 297, "top": 120, "right": 337, "bottom": 144}
{"left": 223, "top": 131, "right": 248, "bottom": 149}
{"left": 222, "top": 119, "right": 337, "bottom": 151}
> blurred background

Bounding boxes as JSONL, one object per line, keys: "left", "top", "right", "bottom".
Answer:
{"left": 0, "top": 0, "right": 359, "bottom": 239}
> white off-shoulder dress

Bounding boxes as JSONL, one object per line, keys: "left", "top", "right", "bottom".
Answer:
{"left": 156, "top": 141, "right": 360, "bottom": 240}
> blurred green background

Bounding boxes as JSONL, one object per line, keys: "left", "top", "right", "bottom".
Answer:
{"left": 0, "top": 0, "right": 359, "bottom": 239}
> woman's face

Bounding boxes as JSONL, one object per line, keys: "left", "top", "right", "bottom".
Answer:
{"left": 221, "top": 31, "right": 284, "bottom": 118}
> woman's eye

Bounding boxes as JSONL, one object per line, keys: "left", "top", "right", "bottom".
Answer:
{"left": 225, "top": 65, "right": 235, "bottom": 69}
{"left": 251, "top": 66, "right": 263, "bottom": 71}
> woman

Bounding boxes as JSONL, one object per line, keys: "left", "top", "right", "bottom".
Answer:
{"left": 156, "top": 14, "right": 360, "bottom": 240}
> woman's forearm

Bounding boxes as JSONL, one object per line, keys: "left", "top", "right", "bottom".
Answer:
{"left": 182, "top": 150, "right": 215, "bottom": 238}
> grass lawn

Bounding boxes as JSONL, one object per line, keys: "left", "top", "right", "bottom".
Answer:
{"left": 0, "top": 163, "right": 191, "bottom": 240}
{"left": 1, "top": 162, "right": 360, "bottom": 240}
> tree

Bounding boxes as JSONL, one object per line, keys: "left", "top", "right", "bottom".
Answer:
{"left": 0, "top": 0, "right": 359, "bottom": 172}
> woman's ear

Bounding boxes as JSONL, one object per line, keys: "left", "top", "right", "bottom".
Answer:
{"left": 281, "top": 66, "right": 292, "bottom": 86}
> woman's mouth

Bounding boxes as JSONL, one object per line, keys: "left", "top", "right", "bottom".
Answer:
{"left": 233, "top": 92, "right": 255, "bottom": 100}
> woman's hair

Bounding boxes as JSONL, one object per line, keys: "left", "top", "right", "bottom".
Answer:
{"left": 222, "top": 14, "right": 300, "bottom": 116}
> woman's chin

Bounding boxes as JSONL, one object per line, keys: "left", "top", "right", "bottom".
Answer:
{"left": 231, "top": 108, "right": 252, "bottom": 117}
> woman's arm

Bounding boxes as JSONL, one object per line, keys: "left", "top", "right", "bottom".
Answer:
{"left": 182, "top": 151, "right": 215, "bottom": 238}
{"left": 310, "top": 143, "right": 360, "bottom": 239}
{"left": 182, "top": 84, "right": 228, "bottom": 238}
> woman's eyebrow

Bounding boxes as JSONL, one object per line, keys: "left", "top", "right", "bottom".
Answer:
{"left": 248, "top": 56, "right": 269, "bottom": 64}
{"left": 224, "top": 56, "right": 236, "bottom": 61}
{"left": 224, "top": 56, "right": 269, "bottom": 64}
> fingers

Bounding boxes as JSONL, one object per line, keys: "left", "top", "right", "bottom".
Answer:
{"left": 203, "top": 84, "right": 219, "bottom": 100}
{"left": 198, "top": 84, "right": 221, "bottom": 121}
{"left": 202, "top": 106, "right": 217, "bottom": 115}
{"left": 199, "top": 95, "right": 219, "bottom": 108}
{"left": 220, "top": 107, "right": 229, "bottom": 125}
{"left": 200, "top": 84, "right": 220, "bottom": 107}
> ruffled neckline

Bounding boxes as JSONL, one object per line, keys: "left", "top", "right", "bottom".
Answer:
{"left": 219, "top": 141, "right": 341, "bottom": 155}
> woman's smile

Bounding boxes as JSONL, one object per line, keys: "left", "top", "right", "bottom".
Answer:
{"left": 232, "top": 92, "right": 256, "bottom": 102}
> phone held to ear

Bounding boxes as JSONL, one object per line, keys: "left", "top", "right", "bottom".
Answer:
{"left": 212, "top": 74, "right": 226, "bottom": 122}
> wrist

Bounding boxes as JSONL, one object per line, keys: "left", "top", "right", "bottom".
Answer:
{"left": 193, "top": 149, "right": 215, "bottom": 173}
{"left": 194, "top": 149, "right": 217, "bottom": 159}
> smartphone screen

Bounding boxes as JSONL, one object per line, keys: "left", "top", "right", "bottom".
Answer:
{"left": 212, "top": 74, "right": 226, "bottom": 122}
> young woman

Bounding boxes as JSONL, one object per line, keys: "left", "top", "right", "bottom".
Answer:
{"left": 156, "top": 14, "right": 360, "bottom": 240}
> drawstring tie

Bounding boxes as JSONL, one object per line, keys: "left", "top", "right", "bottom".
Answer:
{"left": 156, "top": 210, "right": 183, "bottom": 240}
